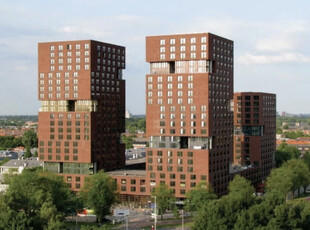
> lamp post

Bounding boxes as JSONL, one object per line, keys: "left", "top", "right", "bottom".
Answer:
{"left": 151, "top": 196, "right": 157, "bottom": 230}
{"left": 125, "top": 215, "right": 128, "bottom": 230}
{"left": 182, "top": 209, "right": 185, "bottom": 230}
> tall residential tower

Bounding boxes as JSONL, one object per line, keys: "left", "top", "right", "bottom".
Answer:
{"left": 38, "top": 40, "right": 126, "bottom": 190}
{"left": 145, "top": 33, "right": 234, "bottom": 196}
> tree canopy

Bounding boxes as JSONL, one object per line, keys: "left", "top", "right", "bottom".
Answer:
{"left": 0, "top": 168, "right": 79, "bottom": 230}
{"left": 22, "top": 129, "right": 38, "bottom": 149}
{"left": 275, "top": 142, "right": 301, "bottom": 167}
{"left": 266, "top": 159, "right": 310, "bottom": 199}
{"left": 151, "top": 183, "right": 175, "bottom": 220}
{"left": 80, "top": 171, "right": 117, "bottom": 223}
{"left": 193, "top": 159, "right": 310, "bottom": 230}
{"left": 185, "top": 181, "right": 217, "bottom": 214}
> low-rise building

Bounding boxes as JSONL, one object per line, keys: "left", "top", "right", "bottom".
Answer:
{"left": 0, "top": 158, "right": 43, "bottom": 175}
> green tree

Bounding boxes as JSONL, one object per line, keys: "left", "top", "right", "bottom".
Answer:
{"left": 266, "top": 159, "right": 310, "bottom": 200}
{"left": 302, "top": 151, "right": 310, "bottom": 169}
{"left": 267, "top": 201, "right": 310, "bottom": 229}
{"left": 81, "top": 171, "right": 117, "bottom": 223}
{"left": 0, "top": 157, "right": 10, "bottom": 166}
{"left": 234, "top": 192, "right": 285, "bottom": 230}
{"left": 193, "top": 175, "right": 254, "bottom": 230}
{"left": 137, "top": 118, "right": 146, "bottom": 132}
{"left": 151, "top": 184, "right": 174, "bottom": 220}
{"left": 22, "top": 129, "right": 38, "bottom": 148}
{"left": 33, "top": 150, "right": 38, "bottom": 157}
{"left": 185, "top": 181, "right": 217, "bottom": 214}
{"left": 24, "top": 146, "right": 32, "bottom": 158}
{"left": 276, "top": 127, "right": 283, "bottom": 134}
{"left": 275, "top": 142, "right": 301, "bottom": 167}
{"left": 121, "top": 134, "right": 134, "bottom": 149}
{"left": 0, "top": 168, "right": 77, "bottom": 229}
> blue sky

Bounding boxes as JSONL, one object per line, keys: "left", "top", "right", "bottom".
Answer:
{"left": 0, "top": 0, "right": 310, "bottom": 115}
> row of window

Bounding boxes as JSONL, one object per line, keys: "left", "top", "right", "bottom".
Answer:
{"left": 159, "top": 120, "right": 207, "bottom": 127}
{"left": 49, "top": 127, "right": 89, "bottom": 133}
{"left": 147, "top": 82, "right": 194, "bottom": 90}
{"left": 40, "top": 154, "right": 78, "bottom": 161}
{"left": 40, "top": 79, "right": 79, "bottom": 85}
{"left": 40, "top": 141, "right": 79, "bottom": 147}
{"left": 39, "top": 147, "right": 79, "bottom": 154}
{"left": 49, "top": 134, "right": 89, "bottom": 140}
{"left": 160, "top": 37, "right": 207, "bottom": 45}
{"left": 50, "top": 113, "right": 89, "bottom": 119}
{"left": 159, "top": 52, "right": 207, "bottom": 60}
{"left": 159, "top": 128, "right": 206, "bottom": 135}
{"left": 50, "top": 57, "right": 89, "bottom": 64}
{"left": 149, "top": 165, "right": 194, "bottom": 172}
{"left": 148, "top": 75, "right": 194, "bottom": 82}
{"left": 148, "top": 98, "right": 195, "bottom": 105}
{"left": 40, "top": 86, "right": 78, "bottom": 92}
{"left": 40, "top": 93, "right": 80, "bottom": 99}
{"left": 147, "top": 150, "right": 193, "bottom": 157}
{"left": 51, "top": 44, "right": 89, "bottom": 51}
{"left": 160, "top": 44, "right": 207, "bottom": 53}
{"left": 40, "top": 72, "right": 79, "bottom": 78}
{"left": 50, "top": 64, "right": 89, "bottom": 71}
{"left": 148, "top": 158, "right": 194, "bottom": 165}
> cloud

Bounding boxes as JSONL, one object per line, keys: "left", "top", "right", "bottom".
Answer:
{"left": 237, "top": 52, "right": 310, "bottom": 65}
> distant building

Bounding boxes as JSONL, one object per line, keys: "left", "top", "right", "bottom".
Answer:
{"left": 125, "top": 110, "right": 131, "bottom": 119}
{"left": 0, "top": 158, "right": 43, "bottom": 175}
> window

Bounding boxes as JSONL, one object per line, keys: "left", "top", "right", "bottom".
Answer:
{"left": 170, "top": 38, "right": 175, "bottom": 44}
{"left": 191, "top": 37, "right": 196, "bottom": 43}
{"left": 160, "top": 39, "right": 165, "bottom": 45}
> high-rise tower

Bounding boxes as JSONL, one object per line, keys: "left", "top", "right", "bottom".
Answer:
{"left": 38, "top": 40, "right": 126, "bottom": 190}
{"left": 145, "top": 33, "right": 234, "bottom": 196}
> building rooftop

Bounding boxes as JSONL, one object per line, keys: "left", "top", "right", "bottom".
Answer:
{"left": 107, "top": 169, "right": 146, "bottom": 177}
{"left": 126, "top": 158, "right": 146, "bottom": 165}
{"left": 1, "top": 158, "right": 43, "bottom": 168}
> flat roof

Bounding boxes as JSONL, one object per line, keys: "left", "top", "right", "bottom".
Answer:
{"left": 107, "top": 169, "right": 146, "bottom": 177}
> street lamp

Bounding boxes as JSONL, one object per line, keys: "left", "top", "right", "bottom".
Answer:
{"left": 181, "top": 209, "right": 184, "bottom": 230}
{"left": 151, "top": 196, "right": 157, "bottom": 230}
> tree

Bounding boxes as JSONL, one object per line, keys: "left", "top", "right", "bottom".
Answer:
{"left": 33, "top": 150, "right": 38, "bottom": 157}
{"left": 137, "top": 118, "right": 146, "bottom": 132}
{"left": 22, "top": 129, "right": 38, "bottom": 148}
{"left": 266, "top": 159, "right": 310, "bottom": 200}
{"left": 228, "top": 175, "right": 255, "bottom": 208}
{"left": 275, "top": 142, "right": 301, "bottom": 167}
{"left": 0, "top": 158, "right": 10, "bottom": 166}
{"left": 185, "top": 181, "right": 217, "bottom": 214}
{"left": 0, "top": 168, "right": 78, "bottom": 229}
{"left": 151, "top": 184, "right": 174, "bottom": 220}
{"left": 24, "top": 146, "right": 32, "bottom": 158}
{"left": 121, "top": 134, "right": 134, "bottom": 149}
{"left": 81, "top": 171, "right": 117, "bottom": 223}
{"left": 192, "top": 175, "right": 254, "bottom": 230}
{"left": 302, "top": 151, "right": 310, "bottom": 169}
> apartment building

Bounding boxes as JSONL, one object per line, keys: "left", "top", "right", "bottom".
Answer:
{"left": 233, "top": 92, "right": 276, "bottom": 183}
{"left": 145, "top": 33, "right": 234, "bottom": 197}
{"left": 38, "top": 40, "right": 126, "bottom": 190}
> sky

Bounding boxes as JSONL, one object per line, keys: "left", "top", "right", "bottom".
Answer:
{"left": 0, "top": 0, "right": 310, "bottom": 115}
